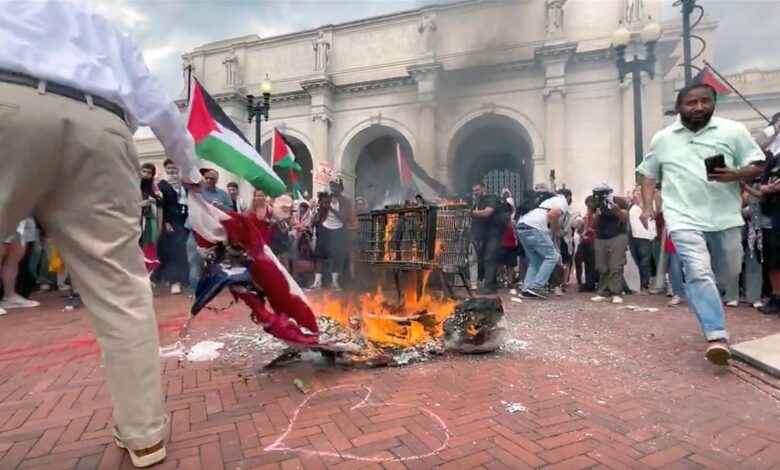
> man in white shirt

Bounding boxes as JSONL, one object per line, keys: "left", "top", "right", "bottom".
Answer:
{"left": 309, "top": 179, "right": 351, "bottom": 290}
{"left": 628, "top": 186, "right": 657, "bottom": 294}
{"left": 0, "top": 1, "right": 202, "bottom": 466}
{"left": 515, "top": 189, "right": 569, "bottom": 298}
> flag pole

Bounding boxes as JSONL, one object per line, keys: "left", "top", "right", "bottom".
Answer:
{"left": 702, "top": 60, "right": 771, "bottom": 123}
{"left": 186, "top": 64, "right": 193, "bottom": 104}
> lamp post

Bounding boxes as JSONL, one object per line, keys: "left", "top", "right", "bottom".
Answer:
{"left": 675, "top": 0, "right": 697, "bottom": 86}
{"left": 611, "top": 21, "right": 662, "bottom": 170}
{"left": 246, "top": 74, "right": 273, "bottom": 154}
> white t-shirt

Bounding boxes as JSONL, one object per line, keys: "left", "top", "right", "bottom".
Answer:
{"left": 763, "top": 126, "right": 780, "bottom": 156}
{"left": 322, "top": 198, "right": 344, "bottom": 230}
{"left": 518, "top": 196, "right": 569, "bottom": 232}
{"left": 629, "top": 204, "right": 657, "bottom": 240}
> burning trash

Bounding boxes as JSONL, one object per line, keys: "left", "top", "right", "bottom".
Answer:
{"left": 442, "top": 298, "right": 506, "bottom": 354}
{"left": 185, "top": 193, "right": 508, "bottom": 368}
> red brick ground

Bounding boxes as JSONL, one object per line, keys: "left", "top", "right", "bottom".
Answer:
{"left": 0, "top": 289, "right": 779, "bottom": 469}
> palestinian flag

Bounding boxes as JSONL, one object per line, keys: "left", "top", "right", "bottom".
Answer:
{"left": 694, "top": 67, "right": 731, "bottom": 101}
{"left": 187, "top": 79, "right": 286, "bottom": 196}
{"left": 271, "top": 128, "right": 302, "bottom": 172}
{"left": 288, "top": 168, "right": 304, "bottom": 200}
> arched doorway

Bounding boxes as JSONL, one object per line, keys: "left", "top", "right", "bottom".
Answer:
{"left": 260, "top": 135, "right": 313, "bottom": 197}
{"left": 448, "top": 114, "right": 534, "bottom": 200}
{"left": 341, "top": 124, "right": 414, "bottom": 207}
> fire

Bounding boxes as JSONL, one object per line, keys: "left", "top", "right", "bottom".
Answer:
{"left": 315, "top": 273, "right": 457, "bottom": 348}
{"left": 436, "top": 198, "right": 467, "bottom": 206}
{"left": 382, "top": 214, "right": 398, "bottom": 261}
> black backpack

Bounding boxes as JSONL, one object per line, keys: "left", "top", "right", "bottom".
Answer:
{"left": 515, "top": 191, "right": 556, "bottom": 219}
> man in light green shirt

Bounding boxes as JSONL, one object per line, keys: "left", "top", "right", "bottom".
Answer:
{"left": 637, "top": 83, "right": 764, "bottom": 366}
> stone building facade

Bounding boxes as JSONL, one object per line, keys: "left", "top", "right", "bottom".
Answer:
{"left": 135, "top": 0, "right": 778, "bottom": 206}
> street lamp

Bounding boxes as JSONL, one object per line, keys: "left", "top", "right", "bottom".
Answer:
{"left": 612, "top": 20, "right": 661, "bottom": 171}
{"left": 673, "top": 0, "right": 701, "bottom": 86}
{"left": 246, "top": 73, "right": 273, "bottom": 154}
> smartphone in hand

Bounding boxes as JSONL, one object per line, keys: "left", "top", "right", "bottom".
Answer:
{"left": 704, "top": 154, "right": 726, "bottom": 180}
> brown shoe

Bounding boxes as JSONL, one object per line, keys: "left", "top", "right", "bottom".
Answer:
{"left": 705, "top": 341, "right": 731, "bottom": 366}
{"left": 115, "top": 438, "right": 166, "bottom": 468}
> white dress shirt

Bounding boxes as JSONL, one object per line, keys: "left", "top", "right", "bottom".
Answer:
{"left": 0, "top": 0, "right": 200, "bottom": 184}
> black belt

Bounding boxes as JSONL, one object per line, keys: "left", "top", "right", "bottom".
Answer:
{"left": 0, "top": 70, "right": 126, "bottom": 122}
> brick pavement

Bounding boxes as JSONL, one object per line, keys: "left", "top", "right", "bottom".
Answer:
{"left": 0, "top": 290, "right": 778, "bottom": 469}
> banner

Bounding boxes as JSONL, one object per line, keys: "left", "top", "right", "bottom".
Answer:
{"left": 313, "top": 161, "right": 333, "bottom": 185}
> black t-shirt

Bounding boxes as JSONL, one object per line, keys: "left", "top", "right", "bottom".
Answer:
{"left": 595, "top": 197, "right": 630, "bottom": 240}
{"left": 761, "top": 155, "right": 780, "bottom": 218}
{"left": 472, "top": 194, "right": 503, "bottom": 240}
{"left": 158, "top": 180, "right": 188, "bottom": 225}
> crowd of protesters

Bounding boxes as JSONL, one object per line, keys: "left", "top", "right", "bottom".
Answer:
{"left": 2, "top": 86, "right": 778, "bottom": 367}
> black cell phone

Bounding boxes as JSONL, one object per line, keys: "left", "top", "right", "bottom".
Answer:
{"left": 705, "top": 154, "right": 726, "bottom": 180}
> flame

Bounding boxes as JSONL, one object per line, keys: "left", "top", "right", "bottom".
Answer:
{"left": 434, "top": 238, "right": 444, "bottom": 258}
{"left": 383, "top": 214, "right": 398, "bottom": 261}
{"left": 436, "top": 198, "right": 467, "bottom": 207}
{"left": 314, "top": 272, "right": 456, "bottom": 348}
{"left": 465, "top": 324, "right": 477, "bottom": 336}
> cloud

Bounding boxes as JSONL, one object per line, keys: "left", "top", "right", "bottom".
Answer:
{"left": 660, "top": 0, "right": 774, "bottom": 74}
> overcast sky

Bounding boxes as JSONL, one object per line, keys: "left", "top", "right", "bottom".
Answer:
{"left": 89, "top": 0, "right": 775, "bottom": 106}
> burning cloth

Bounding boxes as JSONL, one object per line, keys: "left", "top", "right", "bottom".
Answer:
{"left": 188, "top": 193, "right": 319, "bottom": 346}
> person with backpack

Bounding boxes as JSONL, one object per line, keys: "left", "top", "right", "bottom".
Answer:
{"left": 514, "top": 185, "right": 569, "bottom": 299}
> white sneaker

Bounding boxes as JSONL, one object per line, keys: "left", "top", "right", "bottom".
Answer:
{"left": 668, "top": 296, "right": 684, "bottom": 307}
{"left": 170, "top": 283, "right": 181, "bottom": 295}
{"left": 306, "top": 281, "right": 322, "bottom": 291}
{"left": 331, "top": 281, "right": 342, "bottom": 291}
{"left": 612, "top": 296, "right": 624, "bottom": 304}
{"left": 591, "top": 295, "right": 609, "bottom": 302}
{"left": 553, "top": 286, "right": 564, "bottom": 297}
{"left": 0, "top": 307, "right": 6, "bottom": 316}
{"left": 725, "top": 300, "right": 739, "bottom": 308}
{"left": 0, "top": 294, "right": 40, "bottom": 309}
{"left": 752, "top": 301, "right": 764, "bottom": 309}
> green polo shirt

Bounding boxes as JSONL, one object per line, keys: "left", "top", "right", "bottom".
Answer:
{"left": 637, "top": 116, "right": 764, "bottom": 232}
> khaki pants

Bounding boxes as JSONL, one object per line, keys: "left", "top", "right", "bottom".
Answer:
{"left": 594, "top": 233, "right": 629, "bottom": 297}
{"left": 0, "top": 82, "right": 168, "bottom": 449}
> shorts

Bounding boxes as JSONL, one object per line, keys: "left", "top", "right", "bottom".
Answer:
{"left": 313, "top": 226, "right": 347, "bottom": 265}
{"left": 560, "top": 239, "right": 572, "bottom": 264}
{"left": 762, "top": 228, "right": 780, "bottom": 270}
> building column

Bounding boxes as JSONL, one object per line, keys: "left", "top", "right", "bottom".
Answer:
{"left": 543, "top": 87, "right": 566, "bottom": 188}
{"left": 301, "top": 78, "right": 335, "bottom": 194}
{"left": 408, "top": 63, "right": 443, "bottom": 184}
{"left": 536, "top": 42, "right": 575, "bottom": 190}
{"left": 311, "top": 112, "right": 332, "bottom": 194}
{"left": 532, "top": 155, "right": 547, "bottom": 188}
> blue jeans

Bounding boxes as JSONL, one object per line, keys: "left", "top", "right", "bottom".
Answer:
{"left": 186, "top": 233, "right": 202, "bottom": 289}
{"left": 667, "top": 251, "right": 685, "bottom": 297}
{"left": 516, "top": 227, "right": 559, "bottom": 291}
{"left": 670, "top": 227, "right": 742, "bottom": 341}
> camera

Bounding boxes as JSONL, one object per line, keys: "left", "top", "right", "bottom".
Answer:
{"left": 592, "top": 188, "right": 613, "bottom": 212}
